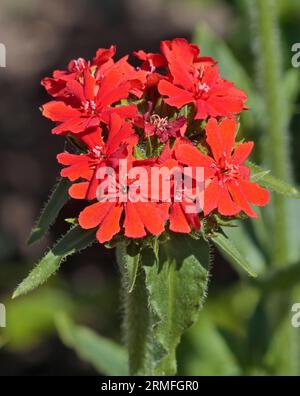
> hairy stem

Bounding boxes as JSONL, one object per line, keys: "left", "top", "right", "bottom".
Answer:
{"left": 116, "top": 243, "right": 150, "bottom": 375}
{"left": 249, "top": 0, "right": 291, "bottom": 265}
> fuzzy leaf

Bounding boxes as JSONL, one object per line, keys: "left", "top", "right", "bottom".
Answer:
{"left": 13, "top": 226, "right": 96, "bottom": 299}
{"left": 122, "top": 243, "right": 141, "bottom": 293}
{"left": 28, "top": 178, "right": 71, "bottom": 244}
{"left": 247, "top": 161, "right": 300, "bottom": 198}
{"left": 211, "top": 232, "right": 257, "bottom": 278}
{"left": 56, "top": 313, "right": 128, "bottom": 376}
{"left": 143, "top": 233, "right": 211, "bottom": 375}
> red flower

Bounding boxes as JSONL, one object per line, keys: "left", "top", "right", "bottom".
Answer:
{"left": 42, "top": 45, "right": 117, "bottom": 99}
{"left": 77, "top": 160, "right": 170, "bottom": 242}
{"left": 156, "top": 140, "right": 201, "bottom": 233}
{"left": 131, "top": 50, "right": 167, "bottom": 94}
{"left": 174, "top": 118, "right": 270, "bottom": 217}
{"left": 133, "top": 50, "right": 167, "bottom": 72}
{"left": 42, "top": 67, "right": 137, "bottom": 135}
{"left": 158, "top": 38, "right": 247, "bottom": 119}
{"left": 57, "top": 113, "right": 138, "bottom": 200}
{"left": 57, "top": 113, "right": 169, "bottom": 243}
{"left": 79, "top": 199, "right": 169, "bottom": 243}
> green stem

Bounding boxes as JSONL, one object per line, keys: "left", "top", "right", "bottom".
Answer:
{"left": 249, "top": 0, "right": 290, "bottom": 265}
{"left": 116, "top": 243, "right": 150, "bottom": 375}
{"left": 117, "top": 235, "right": 210, "bottom": 376}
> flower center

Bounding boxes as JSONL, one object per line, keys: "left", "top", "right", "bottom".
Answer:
{"left": 92, "top": 145, "right": 104, "bottom": 158}
{"left": 212, "top": 158, "right": 240, "bottom": 184}
{"left": 198, "top": 82, "right": 210, "bottom": 93}
{"left": 149, "top": 114, "right": 169, "bottom": 130}
{"left": 83, "top": 100, "right": 97, "bottom": 113}
{"left": 71, "top": 58, "right": 86, "bottom": 73}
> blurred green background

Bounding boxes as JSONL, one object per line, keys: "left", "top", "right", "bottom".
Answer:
{"left": 0, "top": 0, "right": 300, "bottom": 376}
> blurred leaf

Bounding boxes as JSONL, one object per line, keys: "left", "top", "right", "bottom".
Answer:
{"left": 282, "top": 68, "right": 300, "bottom": 124}
{"left": 211, "top": 232, "right": 257, "bottom": 277}
{"left": 255, "top": 261, "right": 300, "bottom": 292}
{"left": 247, "top": 161, "right": 300, "bottom": 198}
{"left": 4, "top": 288, "right": 72, "bottom": 351}
{"left": 251, "top": 169, "right": 270, "bottom": 182}
{"left": 144, "top": 234, "right": 211, "bottom": 375}
{"left": 286, "top": 200, "right": 300, "bottom": 264}
{"left": 245, "top": 292, "right": 292, "bottom": 373}
{"left": 13, "top": 226, "right": 96, "bottom": 299}
{"left": 178, "top": 311, "right": 241, "bottom": 376}
{"left": 124, "top": 244, "right": 141, "bottom": 293}
{"left": 245, "top": 296, "right": 271, "bottom": 368}
{"left": 28, "top": 178, "right": 71, "bottom": 245}
{"left": 56, "top": 313, "right": 128, "bottom": 376}
{"left": 264, "top": 318, "right": 300, "bottom": 375}
{"left": 222, "top": 223, "right": 267, "bottom": 275}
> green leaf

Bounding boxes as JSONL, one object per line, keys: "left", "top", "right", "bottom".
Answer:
{"left": 122, "top": 243, "right": 141, "bottom": 293}
{"left": 211, "top": 232, "right": 257, "bottom": 278}
{"left": 254, "top": 261, "right": 300, "bottom": 292}
{"left": 13, "top": 225, "right": 96, "bottom": 299}
{"left": 134, "top": 145, "right": 146, "bottom": 160}
{"left": 244, "top": 292, "right": 292, "bottom": 373}
{"left": 282, "top": 68, "right": 300, "bottom": 124}
{"left": 251, "top": 169, "right": 270, "bottom": 182}
{"left": 286, "top": 200, "right": 300, "bottom": 264}
{"left": 143, "top": 233, "right": 211, "bottom": 375}
{"left": 28, "top": 178, "right": 71, "bottom": 245}
{"left": 4, "top": 288, "right": 73, "bottom": 351}
{"left": 178, "top": 311, "right": 241, "bottom": 376}
{"left": 222, "top": 223, "right": 267, "bottom": 275}
{"left": 247, "top": 161, "right": 300, "bottom": 198}
{"left": 55, "top": 313, "right": 128, "bottom": 376}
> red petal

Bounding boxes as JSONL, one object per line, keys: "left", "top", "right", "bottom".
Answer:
{"left": 60, "top": 161, "right": 93, "bottom": 181}
{"left": 66, "top": 80, "right": 85, "bottom": 102}
{"left": 175, "top": 144, "right": 214, "bottom": 167}
{"left": 79, "top": 202, "right": 115, "bottom": 229}
{"left": 96, "top": 204, "right": 122, "bottom": 243}
{"left": 206, "top": 95, "right": 244, "bottom": 117}
{"left": 97, "top": 70, "right": 131, "bottom": 107}
{"left": 203, "top": 179, "right": 220, "bottom": 215}
{"left": 69, "top": 182, "right": 89, "bottom": 199}
{"left": 239, "top": 180, "right": 270, "bottom": 206}
{"left": 158, "top": 80, "right": 194, "bottom": 108}
{"left": 160, "top": 39, "right": 196, "bottom": 89}
{"left": 219, "top": 118, "right": 237, "bottom": 157}
{"left": 169, "top": 202, "right": 191, "bottom": 233}
{"left": 42, "top": 101, "right": 80, "bottom": 122}
{"left": 52, "top": 115, "right": 100, "bottom": 134}
{"left": 135, "top": 202, "right": 166, "bottom": 235}
{"left": 227, "top": 181, "right": 257, "bottom": 218}
{"left": 57, "top": 152, "right": 88, "bottom": 165}
{"left": 84, "top": 69, "right": 96, "bottom": 101}
{"left": 218, "top": 184, "right": 240, "bottom": 216}
{"left": 124, "top": 202, "right": 146, "bottom": 238}
{"left": 78, "top": 127, "right": 104, "bottom": 148}
{"left": 232, "top": 142, "right": 254, "bottom": 165}
{"left": 205, "top": 118, "right": 223, "bottom": 161}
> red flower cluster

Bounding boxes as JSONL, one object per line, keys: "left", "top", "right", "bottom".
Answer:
{"left": 41, "top": 38, "right": 269, "bottom": 244}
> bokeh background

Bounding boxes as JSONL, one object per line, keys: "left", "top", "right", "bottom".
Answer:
{"left": 0, "top": 0, "right": 300, "bottom": 376}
